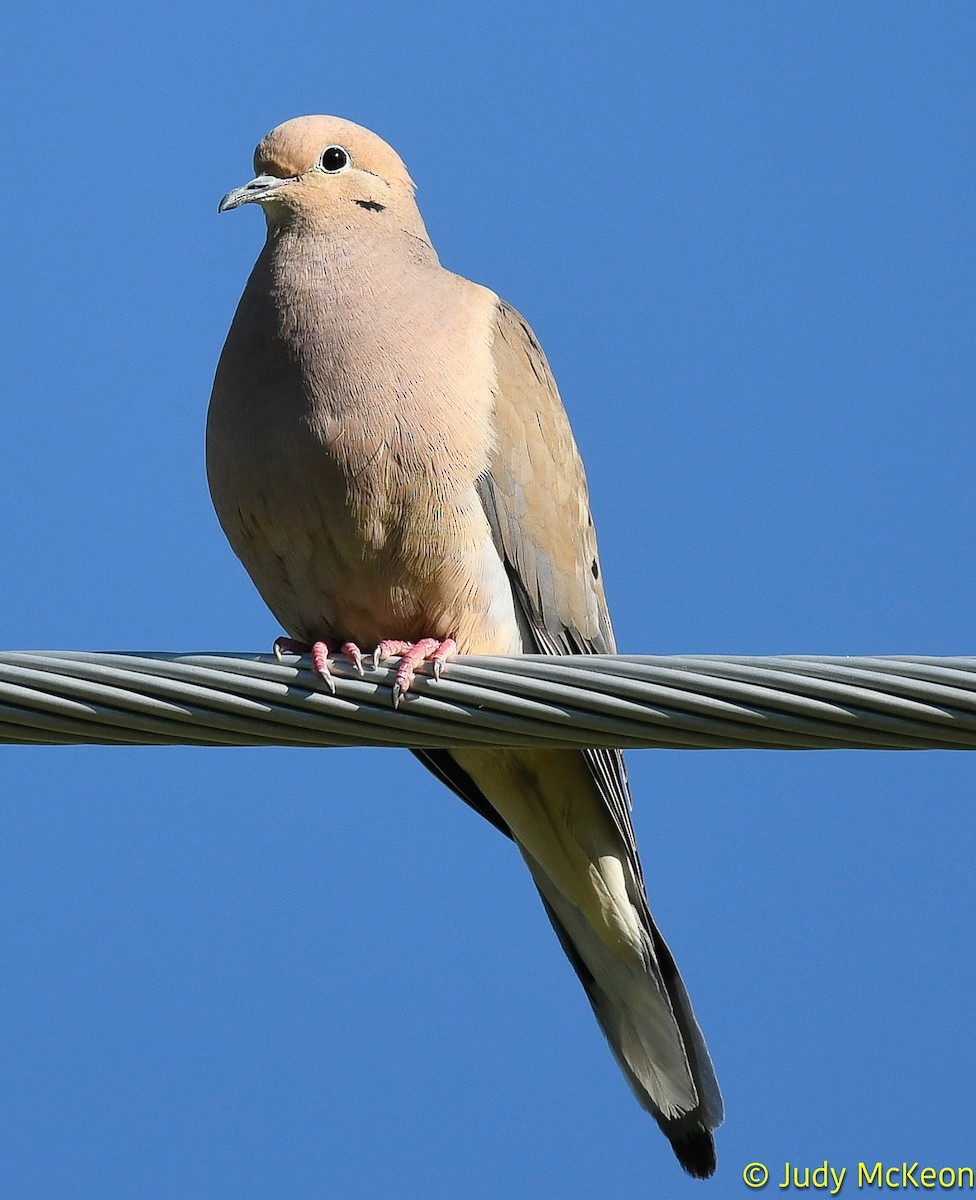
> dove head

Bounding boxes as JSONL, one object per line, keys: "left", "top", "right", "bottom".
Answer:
{"left": 218, "top": 116, "right": 425, "bottom": 235}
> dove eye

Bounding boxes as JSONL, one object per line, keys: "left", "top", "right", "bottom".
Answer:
{"left": 319, "top": 145, "right": 351, "bottom": 173}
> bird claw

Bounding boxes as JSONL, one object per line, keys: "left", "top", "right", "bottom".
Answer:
{"left": 310, "top": 641, "right": 336, "bottom": 693}
{"left": 372, "top": 639, "right": 412, "bottom": 668}
{"left": 271, "top": 636, "right": 365, "bottom": 693}
{"left": 373, "top": 637, "right": 457, "bottom": 707}
{"left": 341, "top": 642, "right": 365, "bottom": 676}
{"left": 275, "top": 634, "right": 455, "bottom": 704}
{"left": 273, "top": 636, "right": 307, "bottom": 662}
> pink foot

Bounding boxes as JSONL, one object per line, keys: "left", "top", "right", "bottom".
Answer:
{"left": 372, "top": 637, "right": 457, "bottom": 708}
{"left": 272, "top": 636, "right": 365, "bottom": 694}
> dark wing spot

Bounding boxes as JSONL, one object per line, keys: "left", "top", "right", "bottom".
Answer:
{"left": 354, "top": 199, "right": 387, "bottom": 212}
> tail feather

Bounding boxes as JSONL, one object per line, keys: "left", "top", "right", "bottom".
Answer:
{"left": 419, "top": 745, "right": 722, "bottom": 1177}
{"left": 647, "top": 921, "right": 724, "bottom": 1130}
{"left": 531, "top": 861, "right": 721, "bottom": 1177}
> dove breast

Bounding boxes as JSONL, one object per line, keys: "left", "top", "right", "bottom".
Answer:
{"left": 207, "top": 221, "right": 523, "bottom": 656}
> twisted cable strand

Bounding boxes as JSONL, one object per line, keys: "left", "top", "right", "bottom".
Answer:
{"left": 0, "top": 651, "right": 973, "bottom": 750}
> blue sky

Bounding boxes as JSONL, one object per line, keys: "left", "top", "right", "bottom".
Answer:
{"left": 2, "top": 3, "right": 974, "bottom": 1196}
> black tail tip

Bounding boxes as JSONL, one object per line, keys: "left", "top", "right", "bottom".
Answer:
{"left": 671, "top": 1130, "right": 717, "bottom": 1179}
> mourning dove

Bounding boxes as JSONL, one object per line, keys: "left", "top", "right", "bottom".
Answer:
{"left": 207, "top": 115, "right": 723, "bottom": 1177}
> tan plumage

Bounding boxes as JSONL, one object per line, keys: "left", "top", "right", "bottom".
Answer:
{"left": 208, "top": 115, "right": 722, "bottom": 1177}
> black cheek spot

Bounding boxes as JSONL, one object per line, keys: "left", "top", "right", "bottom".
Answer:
{"left": 354, "top": 199, "right": 387, "bottom": 212}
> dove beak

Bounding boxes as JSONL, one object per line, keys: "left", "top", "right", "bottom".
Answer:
{"left": 218, "top": 174, "right": 299, "bottom": 213}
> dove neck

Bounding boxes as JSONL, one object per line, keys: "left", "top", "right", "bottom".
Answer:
{"left": 256, "top": 221, "right": 444, "bottom": 337}
{"left": 263, "top": 212, "right": 440, "bottom": 275}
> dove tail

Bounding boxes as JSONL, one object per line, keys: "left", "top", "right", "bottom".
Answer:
{"left": 412, "top": 747, "right": 722, "bottom": 1176}
{"left": 533, "top": 875, "right": 722, "bottom": 1179}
